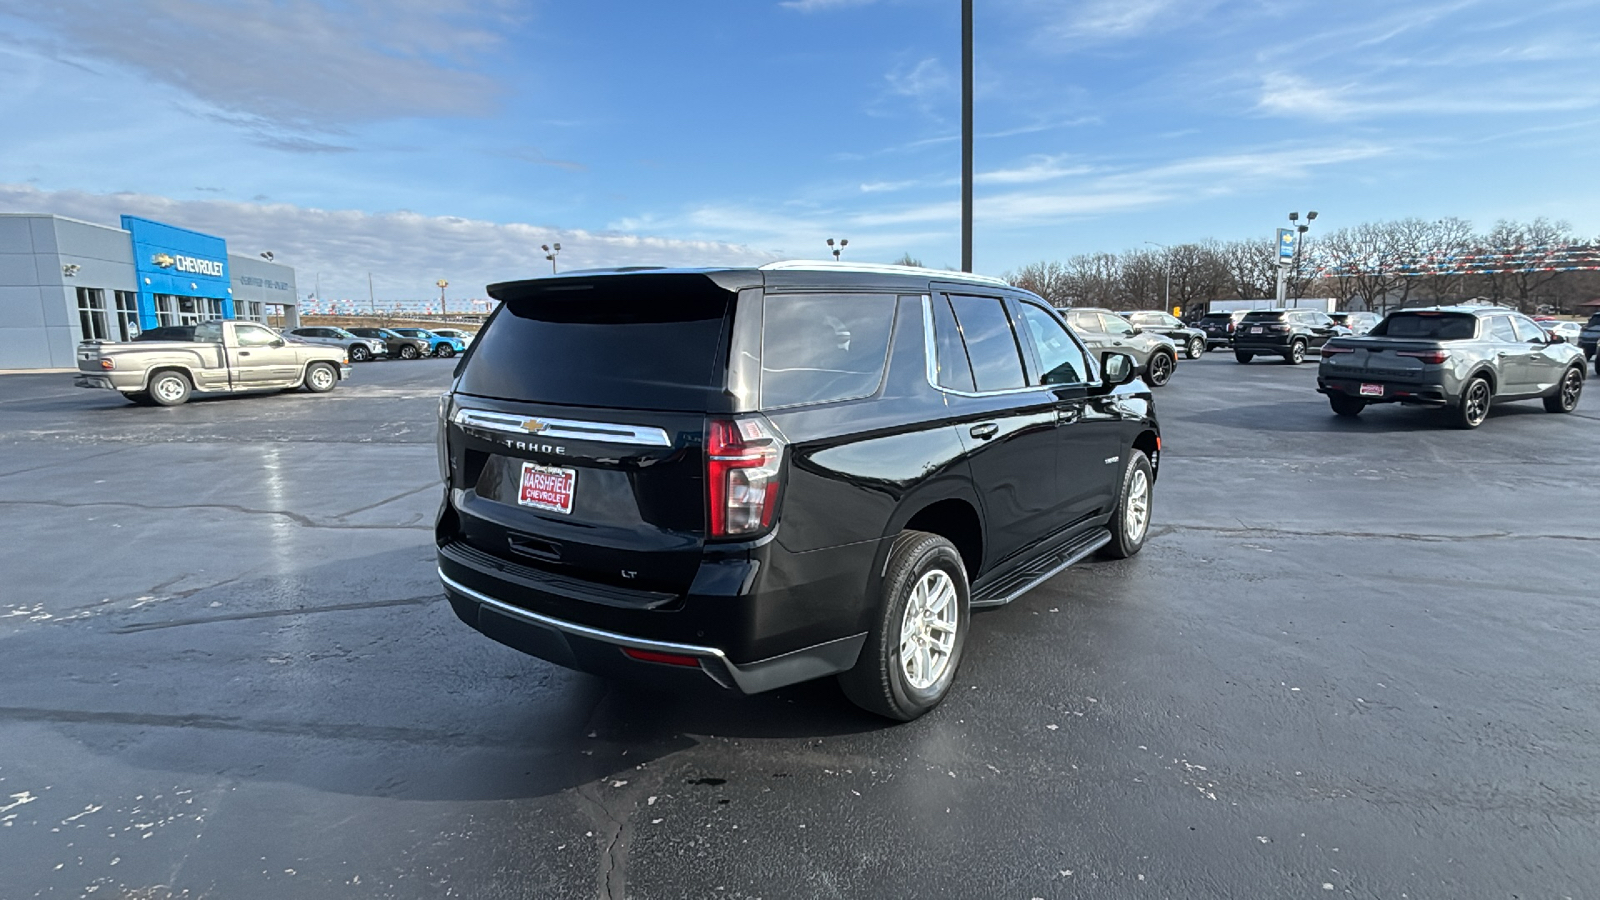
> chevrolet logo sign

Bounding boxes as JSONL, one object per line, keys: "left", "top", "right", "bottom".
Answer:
{"left": 152, "top": 253, "right": 175, "bottom": 268}
{"left": 522, "top": 419, "right": 548, "bottom": 434}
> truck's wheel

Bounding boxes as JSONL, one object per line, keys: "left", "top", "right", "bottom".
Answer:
{"left": 398, "top": 345, "right": 420, "bottom": 360}
{"left": 304, "top": 362, "right": 338, "bottom": 393}
{"left": 1329, "top": 394, "right": 1366, "bottom": 417}
{"left": 1100, "top": 449, "right": 1153, "bottom": 560}
{"left": 839, "top": 531, "right": 969, "bottom": 722}
{"left": 1542, "top": 365, "right": 1583, "bottom": 413}
{"left": 148, "top": 371, "right": 191, "bottom": 407}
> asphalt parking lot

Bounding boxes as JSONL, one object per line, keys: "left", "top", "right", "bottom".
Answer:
{"left": 2, "top": 352, "right": 1597, "bottom": 899}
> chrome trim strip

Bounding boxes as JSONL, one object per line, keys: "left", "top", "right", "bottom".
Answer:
{"left": 758, "top": 260, "right": 1010, "bottom": 287}
{"left": 452, "top": 408, "right": 672, "bottom": 447}
{"left": 969, "top": 531, "right": 1112, "bottom": 609}
{"left": 439, "top": 569, "right": 729, "bottom": 660}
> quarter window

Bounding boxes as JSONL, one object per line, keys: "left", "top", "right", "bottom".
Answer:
{"left": 929, "top": 294, "right": 976, "bottom": 392}
{"left": 947, "top": 295, "right": 1027, "bottom": 392}
{"left": 1017, "top": 303, "right": 1089, "bottom": 386}
{"left": 759, "top": 293, "right": 896, "bottom": 408}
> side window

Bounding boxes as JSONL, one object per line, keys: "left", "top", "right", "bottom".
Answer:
{"left": 760, "top": 293, "right": 896, "bottom": 408}
{"left": 1510, "top": 316, "right": 1546, "bottom": 343}
{"left": 1486, "top": 316, "right": 1517, "bottom": 342}
{"left": 1018, "top": 302, "right": 1090, "bottom": 386}
{"left": 929, "top": 294, "right": 976, "bottom": 392}
{"left": 947, "top": 295, "right": 1027, "bottom": 392}
{"left": 1162, "top": 314, "right": 1182, "bottom": 327}
{"left": 235, "top": 324, "right": 279, "bottom": 348}
{"left": 1066, "top": 311, "right": 1101, "bottom": 334}
{"left": 192, "top": 322, "right": 223, "bottom": 343}
{"left": 1100, "top": 314, "right": 1134, "bottom": 336}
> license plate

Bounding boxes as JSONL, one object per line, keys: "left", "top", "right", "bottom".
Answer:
{"left": 1250, "top": 326, "right": 1263, "bottom": 334}
{"left": 518, "top": 462, "right": 576, "bottom": 514}
{"left": 1360, "top": 383, "right": 1384, "bottom": 396}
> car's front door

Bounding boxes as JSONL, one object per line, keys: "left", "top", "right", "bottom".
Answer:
{"left": 231, "top": 323, "right": 300, "bottom": 386}
{"left": 1511, "top": 314, "right": 1565, "bottom": 395}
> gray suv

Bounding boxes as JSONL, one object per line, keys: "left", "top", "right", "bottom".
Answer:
{"left": 287, "top": 326, "right": 387, "bottom": 362}
{"left": 1064, "top": 308, "right": 1180, "bottom": 386}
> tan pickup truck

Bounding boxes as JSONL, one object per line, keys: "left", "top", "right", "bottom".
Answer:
{"left": 74, "top": 319, "right": 352, "bottom": 406}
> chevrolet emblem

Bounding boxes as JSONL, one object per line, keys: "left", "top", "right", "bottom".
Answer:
{"left": 522, "top": 419, "right": 548, "bottom": 434}
{"left": 152, "top": 253, "right": 175, "bottom": 268}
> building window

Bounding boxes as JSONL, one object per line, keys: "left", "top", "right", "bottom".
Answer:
{"left": 76, "top": 287, "right": 109, "bottom": 341}
{"left": 156, "top": 295, "right": 179, "bottom": 326}
{"left": 202, "top": 298, "right": 226, "bottom": 320}
{"left": 113, "top": 291, "right": 139, "bottom": 341}
{"left": 245, "top": 301, "right": 263, "bottom": 322}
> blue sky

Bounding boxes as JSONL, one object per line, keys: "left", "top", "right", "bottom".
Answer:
{"left": 1, "top": 0, "right": 1597, "bottom": 302}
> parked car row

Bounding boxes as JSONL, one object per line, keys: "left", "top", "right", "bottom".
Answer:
{"left": 289, "top": 326, "right": 469, "bottom": 360}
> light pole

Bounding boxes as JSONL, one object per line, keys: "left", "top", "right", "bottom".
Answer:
{"left": 436, "top": 279, "right": 449, "bottom": 316}
{"left": 1274, "top": 211, "right": 1317, "bottom": 306}
{"left": 1145, "top": 241, "right": 1171, "bottom": 314}
{"left": 961, "top": 0, "right": 973, "bottom": 273}
{"left": 827, "top": 238, "right": 848, "bottom": 262}
{"left": 542, "top": 243, "right": 561, "bottom": 274}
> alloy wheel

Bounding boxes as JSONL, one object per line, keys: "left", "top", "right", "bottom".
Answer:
{"left": 1124, "top": 467, "right": 1150, "bottom": 544}
{"left": 1148, "top": 353, "right": 1173, "bottom": 386}
{"left": 1560, "top": 369, "right": 1582, "bottom": 410}
{"left": 1464, "top": 380, "right": 1490, "bottom": 426}
{"left": 898, "top": 569, "right": 958, "bottom": 691}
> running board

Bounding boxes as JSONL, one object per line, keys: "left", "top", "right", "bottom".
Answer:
{"left": 969, "top": 528, "right": 1112, "bottom": 609}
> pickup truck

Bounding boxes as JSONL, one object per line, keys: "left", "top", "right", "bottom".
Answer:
{"left": 75, "top": 319, "right": 352, "bottom": 406}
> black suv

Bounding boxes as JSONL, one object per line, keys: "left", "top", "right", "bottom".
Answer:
{"left": 1233, "top": 308, "right": 1341, "bottom": 364}
{"left": 1578, "top": 312, "right": 1600, "bottom": 361}
{"left": 1197, "top": 310, "right": 1248, "bottom": 350}
{"left": 436, "top": 263, "right": 1161, "bottom": 720}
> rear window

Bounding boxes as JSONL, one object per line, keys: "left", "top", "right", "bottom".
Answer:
{"left": 458, "top": 278, "right": 733, "bottom": 410}
{"left": 1241, "top": 311, "right": 1286, "bottom": 322}
{"left": 760, "top": 294, "right": 895, "bottom": 408}
{"left": 1369, "top": 313, "right": 1478, "bottom": 340}
{"left": 1588, "top": 313, "right": 1600, "bottom": 326}
{"left": 1199, "top": 313, "right": 1232, "bottom": 322}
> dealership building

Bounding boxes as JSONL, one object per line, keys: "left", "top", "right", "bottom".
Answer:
{"left": 0, "top": 213, "right": 300, "bottom": 370}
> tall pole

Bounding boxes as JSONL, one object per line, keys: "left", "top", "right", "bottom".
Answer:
{"left": 368, "top": 272, "right": 376, "bottom": 317}
{"left": 960, "top": 0, "right": 973, "bottom": 273}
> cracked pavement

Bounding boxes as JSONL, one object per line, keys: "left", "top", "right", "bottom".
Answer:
{"left": 1, "top": 353, "right": 1597, "bottom": 899}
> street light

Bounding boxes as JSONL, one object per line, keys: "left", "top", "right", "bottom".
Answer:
{"left": 1145, "top": 241, "right": 1171, "bottom": 314}
{"left": 541, "top": 243, "right": 562, "bottom": 274}
{"left": 436, "top": 279, "right": 449, "bottom": 316}
{"left": 1275, "top": 210, "right": 1318, "bottom": 305}
{"left": 827, "top": 238, "right": 848, "bottom": 262}
{"left": 259, "top": 251, "right": 274, "bottom": 262}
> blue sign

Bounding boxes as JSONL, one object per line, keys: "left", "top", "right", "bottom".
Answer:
{"left": 1277, "top": 228, "right": 1297, "bottom": 261}
{"left": 123, "top": 216, "right": 234, "bottom": 329}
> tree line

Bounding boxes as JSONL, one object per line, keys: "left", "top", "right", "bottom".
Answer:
{"left": 997, "top": 217, "right": 1600, "bottom": 315}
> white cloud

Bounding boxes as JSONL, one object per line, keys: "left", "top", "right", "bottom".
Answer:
{"left": 976, "top": 156, "right": 1092, "bottom": 186}
{"left": 779, "top": 0, "right": 877, "bottom": 10}
{"left": 0, "top": 184, "right": 777, "bottom": 301}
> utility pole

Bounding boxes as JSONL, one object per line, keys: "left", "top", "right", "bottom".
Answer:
{"left": 436, "top": 279, "right": 449, "bottom": 316}
{"left": 960, "top": 0, "right": 973, "bottom": 273}
{"left": 368, "top": 272, "right": 376, "bottom": 317}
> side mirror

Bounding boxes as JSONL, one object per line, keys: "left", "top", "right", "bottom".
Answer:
{"left": 1547, "top": 333, "right": 1565, "bottom": 344}
{"left": 270, "top": 338, "right": 285, "bottom": 348}
{"left": 1099, "top": 352, "right": 1137, "bottom": 389}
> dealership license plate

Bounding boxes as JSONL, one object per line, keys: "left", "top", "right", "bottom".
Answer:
{"left": 518, "top": 462, "right": 576, "bottom": 514}
{"left": 1360, "top": 383, "right": 1384, "bottom": 397}
{"left": 1251, "top": 326, "right": 1263, "bottom": 333}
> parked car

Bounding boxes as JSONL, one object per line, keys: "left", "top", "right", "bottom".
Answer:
{"left": 430, "top": 328, "right": 477, "bottom": 345}
{"left": 390, "top": 327, "right": 466, "bottom": 358}
{"left": 1545, "top": 321, "right": 1582, "bottom": 346}
{"left": 1578, "top": 312, "right": 1600, "bottom": 359}
{"left": 347, "top": 327, "right": 429, "bottom": 360}
{"left": 132, "top": 325, "right": 197, "bottom": 342}
{"left": 287, "top": 326, "right": 388, "bottom": 362}
{"left": 1329, "top": 311, "right": 1382, "bottom": 335}
{"left": 1121, "top": 310, "right": 1207, "bottom": 359}
{"left": 1232, "top": 308, "right": 1341, "bottom": 364}
{"left": 75, "top": 319, "right": 349, "bottom": 406}
{"left": 1317, "top": 307, "right": 1586, "bottom": 428}
{"left": 436, "top": 262, "right": 1160, "bottom": 721}
{"left": 1197, "top": 310, "right": 1250, "bottom": 350}
{"left": 1063, "top": 308, "right": 1180, "bottom": 386}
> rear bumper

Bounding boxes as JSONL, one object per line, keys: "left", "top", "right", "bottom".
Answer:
{"left": 1232, "top": 338, "right": 1297, "bottom": 353}
{"left": 74, "top": 374, "right": 115, "bottom": 391}
{"left": 1317, "top": 377, "right": 1449, "bottom": 405}
{"left": 441, "top": 570, "right": 865, "bottom": 694}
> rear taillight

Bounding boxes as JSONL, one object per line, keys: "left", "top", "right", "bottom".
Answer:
{"left": 100, "top": 359, "right": 115, "bottom": 370}
{"left": 707, "top": 417, "right": 785, "bottom": 538}
{"left": 1397, "top": 349, "right": 1450, "bottom": 364}
{"left": 436, "top": 392, "right": 453, "bottom": 482}
{"left": 1320, "top": 345, "right": 1355, "bottom": 357}
{"left": 1226, "top": 322, "right": 1236, "bottom": 332}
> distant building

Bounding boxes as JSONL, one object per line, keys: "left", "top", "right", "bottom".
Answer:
{"left": 0, "top": 213, "right": 299, "bottom": 370}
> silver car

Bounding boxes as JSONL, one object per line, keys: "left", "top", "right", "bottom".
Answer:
{"left": 287, "top": 326, "right": 388, "bottom": 362}
{"left": 1064, "top": 308, "right": 1180, "bottom": 386}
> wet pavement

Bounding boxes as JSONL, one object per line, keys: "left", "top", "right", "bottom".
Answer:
{"left": 1, "top": 353, "right": 1597, "bottom": 899}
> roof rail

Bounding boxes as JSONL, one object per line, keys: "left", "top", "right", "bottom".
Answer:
{"left": 758, "top": 260, "right": 1010, "bottom": 288}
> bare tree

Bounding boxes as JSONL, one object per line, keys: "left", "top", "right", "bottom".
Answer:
{"left": 1168, "top": 242, "right": 1231, "bottom": 314}
{"left": 891, "top": 253, "right": 924, "bottom": 268}
{"left": 1063, "top": 253, "right": 1122, "bottom": 308}
{"left": 1005, "top": 260, "right": 1072, "bottom": 306}
{"left": 1479, "top": 218, "right": 1578, "bottom": 313}
{"left": 1215, "top": 238, "right": 1276, "bottom": 302}
{"left": 1117, "top": 250, "right": 1165, "bottom": 311}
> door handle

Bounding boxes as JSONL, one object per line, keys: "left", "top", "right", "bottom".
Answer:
{"left": 969, "top": 423, "right": 999, "bottom": 440}
{"left": 1057, "top": 407, "right": 1081, "bottom": 425}
{"left": 239, "top": 351, "right": 251, "bottom": 356}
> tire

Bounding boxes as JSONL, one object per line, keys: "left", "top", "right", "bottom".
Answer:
{"left": 147, "top": 370, "right": 191, "bottom": 407}
{"left": 349, "top": 344, "right": 371, "bottom": 363}
{"left": 838, "top": 531, "right": 970, "bottom": 722}
{"left": 1543, "top": 365, "right": 1584, "bottom": 413}
{"left": 1101, "top": 449, "right": 1154, "bottom": 560}
{"left": 1451, "top": 376, "right": 1492, "bottom": 429}
{"left": 398, "top": 344, "right": 420, "bottom": 360}
{"left": 1329, "top": 393, "right": 1366, "bottom": 417}
{"left": 1287, "top": 340, "right": 1307, "bottom": 365}
{"left": 1235, "top": 351, "right": 1254, "bottom": 364}
{"left": 303, "top": 362, "right": 338, "bottom": 393}
{"left": 1186, "top": 336, "right": 1205, "bottom": 360}
{"left": 435, "top": 345, "right": 456, "bottom": 359}
{"left": 1146, "top": 352, "right": 1174, "bottom": 387}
